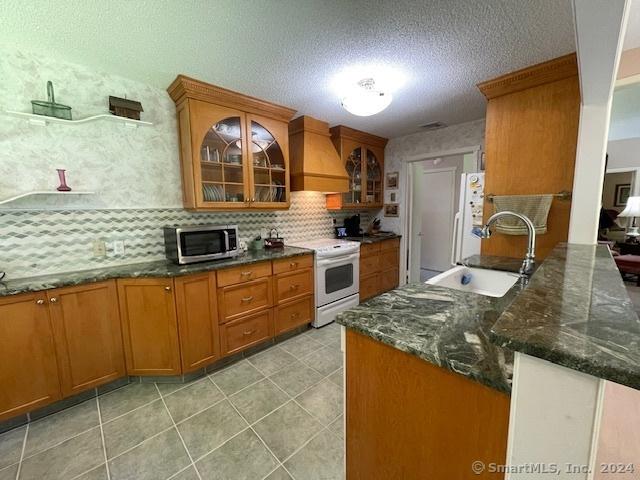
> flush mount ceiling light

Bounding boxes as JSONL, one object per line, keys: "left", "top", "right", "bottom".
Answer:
{"left": 341, "top": 78, "right": 392, "bottom": 116}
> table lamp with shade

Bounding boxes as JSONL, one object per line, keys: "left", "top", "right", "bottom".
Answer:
{"left": 619, "top": 196, "right": 640, "bottom": 238}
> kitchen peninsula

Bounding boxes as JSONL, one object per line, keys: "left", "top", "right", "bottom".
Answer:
{"left": 337, "top": 244, "right": 640, "bottom": 479}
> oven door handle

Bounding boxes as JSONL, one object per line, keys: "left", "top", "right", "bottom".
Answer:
{"left": 317, "top": 253, "right": 360, "bottom": 267}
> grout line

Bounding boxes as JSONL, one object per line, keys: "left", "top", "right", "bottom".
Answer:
{"left": 14, "top": 422, "right": 28, "bottom": 480}
{"left": 19, "top": 425, "right": 103, "bottom": 463}
{"left": 69, "top": 463, "right": 108, "bottom": 480}
{"left": 154, "top": 384, "right": 203, "bottom": 480}
{"left": 96, "top": 396, "right": 111, "bottom": 480}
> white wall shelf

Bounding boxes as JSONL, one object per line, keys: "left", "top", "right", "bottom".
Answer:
{"left": 3, "top": 111, "right": 152, "bottom": 128}
{"left": 0, "top": 191, "right": 95, "bottom": 206}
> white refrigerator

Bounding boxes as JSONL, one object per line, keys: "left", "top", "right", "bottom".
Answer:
{"left": 451, "top": 173, "right": 485, "bottom": 265}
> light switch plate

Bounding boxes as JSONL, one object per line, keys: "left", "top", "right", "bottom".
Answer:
{"left": 113, "top": 240, "right": 125, "bottom": 255}
{"left": 92, "top": 240, "right": 106, "bottom": 258}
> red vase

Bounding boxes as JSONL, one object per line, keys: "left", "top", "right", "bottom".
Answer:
{"left": 56, "top": 169, "right": 71, "bottom": 192}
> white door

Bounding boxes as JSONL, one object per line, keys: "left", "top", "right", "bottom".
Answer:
{"left": 420, "top": 168, "right": 456, "bottom": 272}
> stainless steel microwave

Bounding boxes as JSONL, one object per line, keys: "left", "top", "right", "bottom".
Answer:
{"left": 163, "top": 225, "right": 239, "bottom": 264}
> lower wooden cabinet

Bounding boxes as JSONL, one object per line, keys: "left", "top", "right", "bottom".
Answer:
{"left": 220, "top": 309, "right": 273, "bottom": 356}
{"left": 360, "top": 239, "right": 400, "bottom": 302}
{"left": 117, "top": 278, "right": 182, "bottom": 376}
{"left": 0, "top": 293, "right": 62, "bottom": 421}
{"left": 174, "top": 272, "right": 220, "bottom": 373}
{"left": 275, "top": 296, "right": 314, "bottom": 335}
{"left": 48, "top": 281, "right": 125, "bottom": 396}
{"left": 218, "top": 277, "right": 273, "bottom": 323}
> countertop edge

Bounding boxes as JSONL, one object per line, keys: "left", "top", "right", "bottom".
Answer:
{"left": 0, "top": 247, "right": 313, "bottom": 297}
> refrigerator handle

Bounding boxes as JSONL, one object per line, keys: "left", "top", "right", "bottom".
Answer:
{"left": 451, "top": 212, "right": 461, "bottom": 266}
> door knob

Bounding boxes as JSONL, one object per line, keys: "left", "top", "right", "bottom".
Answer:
{"left": 49, "top": 297, "right": 58, "bottom": 303}
{"left": 164, "top": 286, "right": 171, "bottom": 291}
{"left": 35, "top": 299, "right": 44, "bottom": 305}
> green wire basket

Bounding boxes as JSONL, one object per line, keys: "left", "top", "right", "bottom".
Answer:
{"left": 31, "top": 81, "right": 72, "bottom": 120}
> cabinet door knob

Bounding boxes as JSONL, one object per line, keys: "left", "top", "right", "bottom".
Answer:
{"left": 289, "top": 262, "right": 297, "bottom": 268}
{"left": 49, "top": 297, "right": 58, "bottom": 303}
{"left": 290, "top": 312, "right": 300, "bottom": 319}
{"left": 252, "top": 197, "right": 256, "bottom": 202}
{"left": 289, "top": 284, "right": 300, "bottom": 291}
{"left": 164, "top": 286, "right": 171, "bottom": 291}
{"left": 243, "top": 329, "right": 257, "bottom": 336}
{"left": 241, "top": 296, "right": 254, "bottom": 303}
{"left": 240, "top": 271, "right": 252, "bottom": 277}
{"left": 36, "top": 299, "right": 44, "bottom": 305}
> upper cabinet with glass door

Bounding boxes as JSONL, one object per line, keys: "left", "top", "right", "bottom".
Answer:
{"left": 326, "top": 126, "right": 388, "bottom": 210}
{"left": 168, "top": 75, "right": 295, "bottom": 211}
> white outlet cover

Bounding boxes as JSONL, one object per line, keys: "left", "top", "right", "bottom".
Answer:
{"left": 113, "top": 240, "right": 125, "bottom": 255}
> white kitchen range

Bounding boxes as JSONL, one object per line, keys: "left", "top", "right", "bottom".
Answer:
{"left": 289, "top": 238, "right": 360, "bottom": 327}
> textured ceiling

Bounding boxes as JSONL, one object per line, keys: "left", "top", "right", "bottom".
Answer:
{"left": 0, "top": 0, "right": 576, "bottom": 138}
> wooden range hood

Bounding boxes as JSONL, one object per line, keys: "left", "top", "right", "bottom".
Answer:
{"left": 288, "top": 116, "right": 349, "bottom": 193}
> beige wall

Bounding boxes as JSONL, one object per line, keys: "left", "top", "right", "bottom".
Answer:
{"left": 594, "top": 382, "right": 640, "bottom": 480}
{"left": 602, "top": 171, "right": 633, "bottom": 212}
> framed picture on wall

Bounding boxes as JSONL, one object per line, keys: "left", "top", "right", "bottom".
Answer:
{"left": 386, "top": 172, "right": 399, "bottom": 189}
{"left": 384, "top": 204, "right": 399, "bottom": 217}
{"left": 615, "top": 184, "right": 631, "bottom": 207}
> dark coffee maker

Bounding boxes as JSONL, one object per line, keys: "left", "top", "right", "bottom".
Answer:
{"left": 343, "top": 214, "right": 361, "bottom": 237}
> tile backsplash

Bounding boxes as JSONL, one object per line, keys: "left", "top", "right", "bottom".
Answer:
{"left": 0, "top": 192, "right": 374, "bottom": 279}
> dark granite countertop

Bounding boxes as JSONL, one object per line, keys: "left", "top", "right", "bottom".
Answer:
{"left": 491, "top": 243, "right": 640, "bottom": 391}
{"left": 337, "top": 256, "right": 525, "bottom": 394}
{"left": 0, "top": 246, "right": 312, "bottom": 297}
{"left": 344, "top": 233, "right": 401, "bottom": 244}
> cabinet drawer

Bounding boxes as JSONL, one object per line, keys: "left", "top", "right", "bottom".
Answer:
{"left": 360, "top": 243, "right": 380, "bottom": 258}
{"left": 218, "top": 278, "right": 272, "bottom": 323}
{"left": 380, "top": 249, "right": 399, "bottom": 272}
{"left": 221, "top": 310, "right": 273, "bottom": 356}
{"left": 380, "top": 238, "right": 400, "bottom": 251}
{"left": 275, "top": 296, "right": 314, "bottom": 335}
{"left": 273, "top": 254, "right": 313, "bottom": 275}
{"left": 380, "top": 268, "right": 399, "bottom": 293}
{"left": 275, "top": 269, "right": 313, "bottom": 304}
{"left": 360, "top": 275, "right": 380, "bottom": 302}
{"left": 360, "top": 255, "right": 380, "bottom": 277}
{"left": 217, "top": 261, "right": 272, "bottom": 287}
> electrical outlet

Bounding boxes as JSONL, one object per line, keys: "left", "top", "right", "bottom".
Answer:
{"left": 113, "top": 240, "right": 125, "bottom": 255}
{"left": 239, "top": 240, "right": 247, "bottom": 251}
{"left": 92, "top": 240, "right": 106, "bottom": 258}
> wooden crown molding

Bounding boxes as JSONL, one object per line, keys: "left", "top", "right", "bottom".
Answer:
{"left": 330, "top": 125, "right": 388, "bottom": 148}
{"left": 477, "top": 53, "right": 578, "bottom": 100}
{"left": 167, "top": 75, "right": 297, "bottom": 123}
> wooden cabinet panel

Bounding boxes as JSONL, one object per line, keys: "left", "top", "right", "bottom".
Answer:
{"left": 218, "top": 278, "right": 272, "bottom": 323}
{"left": 360, "top": 255, "right": 380, "bottom": 278}
{"left": 479, "top": 55, "right": 579, "bottom": 261}
{"left": 380, "top": 268, "right": 399, "bottom": 293}
{"left": 220, "top": 310, "right": 273, "bottom": 356}
{"left": 360, "top": 242, "right": 380, "bottom": 258}
{"left": 380, "top": 249, "right": 399, "bottom": 272}
{"left": 272, "top": 254, "right": 313, "bottom": 275}
{"left": 274, "top": 296, "right": 314, "bottom": 335}
{"left": 117, "top": 279, "right": 181, "bottom": 376}
{"left": 360, "top": 275, "right": 380, "bottom": 302}
{"left": 0, "top": 293, "right": 62, "bottom": 420}
{"left": 380, "top": 238, "right": 400, "bottom": 252}
{"left": 345, "top": 330, "right": 510, "bottom": 479}
{"left": 217, "top": 261, "right": 272, "bottom": 287}
{"left": 174, "top": 273, "right": 220, "bottom": 373}
{"left": 274, "top": 269, "right": 313, "bottom": 304}
{"left": 48, "top": 281, "right": 125, "bottom": 396}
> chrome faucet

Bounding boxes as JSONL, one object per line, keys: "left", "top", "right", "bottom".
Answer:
{"left": 478, "top": 211, "right": 536, "bottom": 277}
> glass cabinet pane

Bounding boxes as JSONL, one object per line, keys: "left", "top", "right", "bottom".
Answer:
{"left": 250, "top": 121, "right": 287, "bottom": 203}
{"left": 343, "top": 147, "right": 362, "bottom": 204}
{"left": 200, "top": 116, "right": 245, "bottom": 203}
{"left": 366, "top": 149, "right": 382, "bottom": 204}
